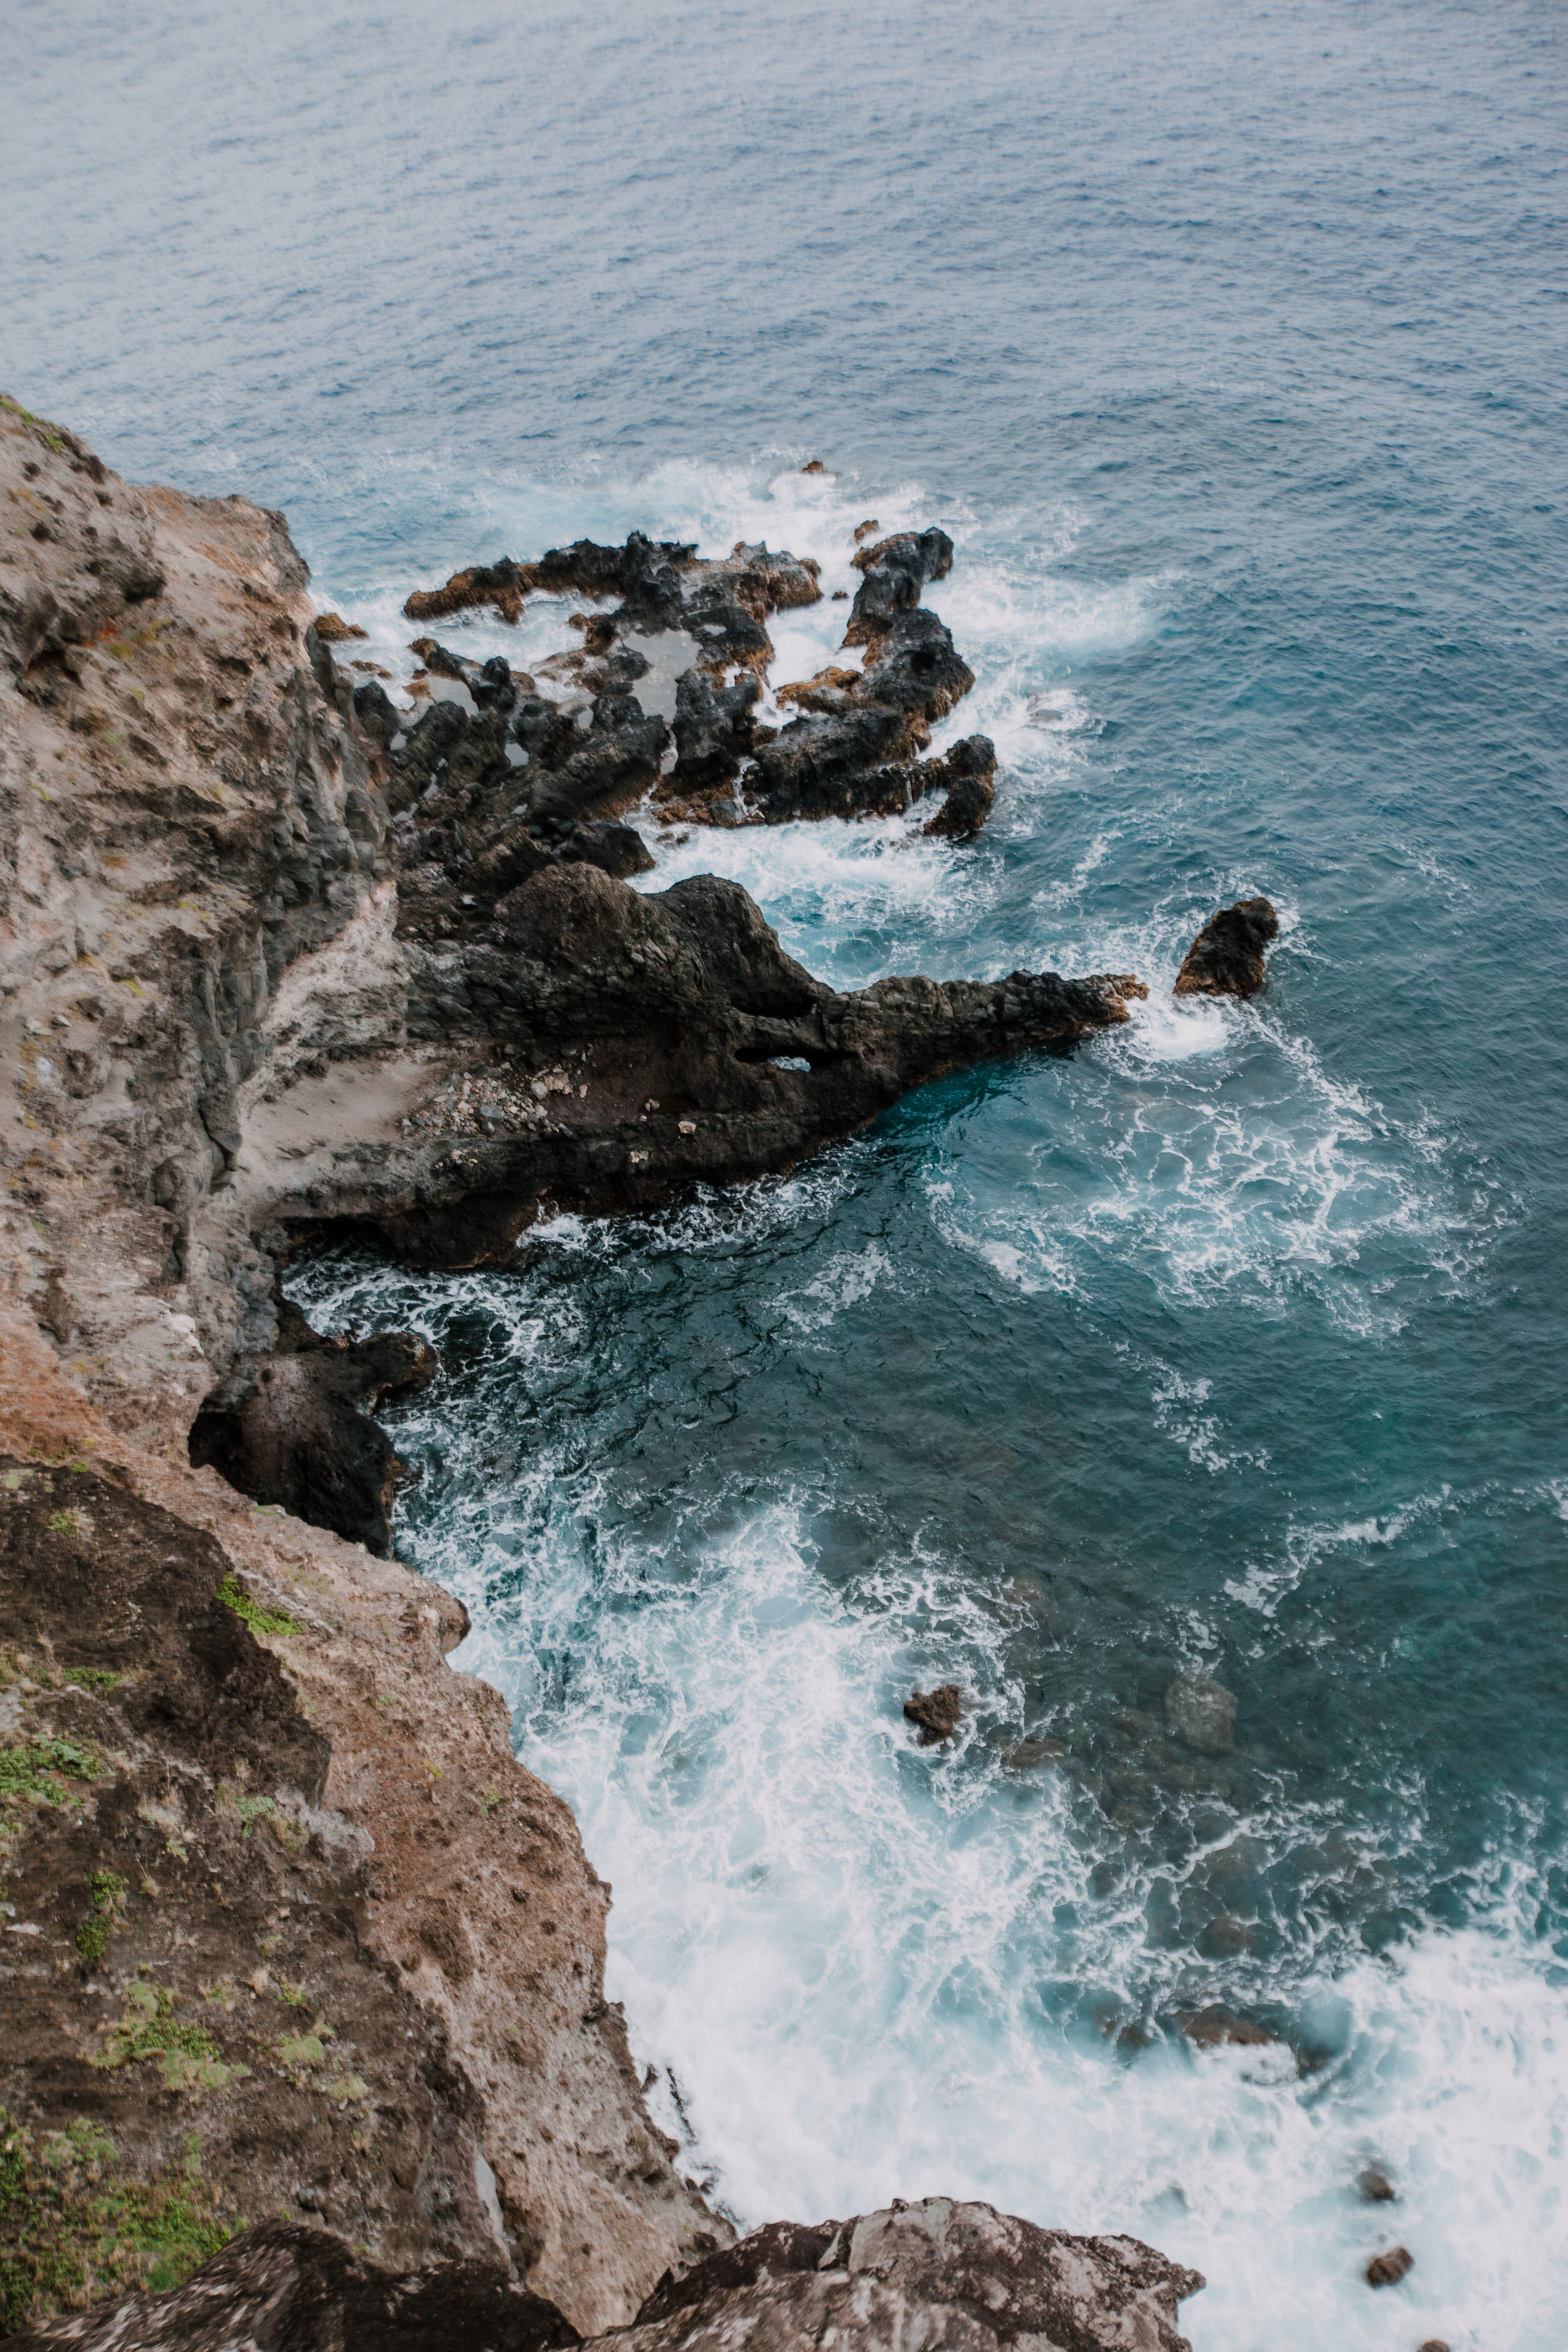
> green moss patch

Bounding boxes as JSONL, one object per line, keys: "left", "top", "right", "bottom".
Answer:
{"left": 75, "top": 1870, "right": 126, "bottom": 1965}
{"left": 0, "top": 1737, "right": 99, "bottom": 1809}
{"left": 0, "top": 2114, "right": 235, "bottom": 2332}
{"left": 217, "top": 1576, "right": 300, "bottom": 1640}
{"left": 95, "top": 1982, "right": 249, "bottom": 2097}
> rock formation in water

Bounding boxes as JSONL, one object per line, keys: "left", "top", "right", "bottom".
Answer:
{"left": 1173, "top": 898, "right": 1278, "bottom": 999}
{"left": 0, "top": 397, "right": 1179, "bottom": 2341}
{"left": 904, "top": 1685, "right": 965, "bottom": 1744}
{"left": 394, "top": 523, "right": 997, "bottom": 835}
{"left": 6, "top": 2198, "right": 1204, "bottom": 2352}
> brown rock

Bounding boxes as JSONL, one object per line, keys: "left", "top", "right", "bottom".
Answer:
{"left": 1365, "top": 2246, "right": 1414, "bottom": 2288}
{"left": 1173, "top": 898, "right": 1279, "bottom": 1000}
{"left": 1359, "top": 2166, "right": 1397, "bottom": 2202}
{"left": 905, "top": 1685, "right": 964, "bottom": 1744}
{"left": 312, "top": 610, "right": 367, "bottom": 642}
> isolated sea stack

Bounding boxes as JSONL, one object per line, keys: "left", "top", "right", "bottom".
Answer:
{"left": 1173, "top": 898, "right": 1278, "bottom": 999}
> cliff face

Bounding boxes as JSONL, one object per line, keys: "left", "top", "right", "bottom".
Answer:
{"left": 0, "top": 401, "right": 1197, "bottom": 2348}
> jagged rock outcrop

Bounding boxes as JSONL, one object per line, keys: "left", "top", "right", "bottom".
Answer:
{"left": 6, "top": 2197, "right": 1205, "bottom": 2352}
{"left": 1173, "top": 898, "right": 1278, "bottom": 999}
{"left": 394, "top": 521, "right": 990, "bottom": 834}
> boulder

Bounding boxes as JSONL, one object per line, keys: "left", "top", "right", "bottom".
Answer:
{"left": 1165, "top": 1673, "right": 1236, "bottom": 1754}
{"left": 1365, "top": 2246, "right": 1414, "bottom": 2289}
{"left": 905, "top": 1685, "right": 965, "bottom": 1744}
{"left": 1173, "top": 899, "right": 1278, "bottom": 999}
{"left": 920, "top": 736, "right": 999, "bottom": 838}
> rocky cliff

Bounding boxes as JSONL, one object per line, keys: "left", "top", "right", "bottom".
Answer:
{"left": 0, "top": 398, "right": 1197, "bottom": 2348}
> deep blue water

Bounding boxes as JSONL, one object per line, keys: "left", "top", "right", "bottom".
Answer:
{"left": 8, "top": 3, "right": 1567, "bottom": 2343}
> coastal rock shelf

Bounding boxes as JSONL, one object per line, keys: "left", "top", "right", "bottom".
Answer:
{"left": 0, "top": 397, "right": 1192, "bottom": 2344}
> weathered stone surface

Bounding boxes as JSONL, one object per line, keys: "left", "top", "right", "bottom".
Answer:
{"left": 1173, "top": 898, "right": 1279, "bottom": 999}
{"left": 398, "top": 524, "right": 992, "bottom": 837}
{"left": 6, "top": 2198, "right": 1205, "bottom": 2352}
{"left": 919, "top": 736, "right": 997, "bottom": 838}
{"left": 845, "top": 527, "right": 955, "bottom": 645}
{"left": 593, "top": 2198, "right": 1205, "bottom": 2352}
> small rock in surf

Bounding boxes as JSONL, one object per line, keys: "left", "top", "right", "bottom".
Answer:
{"left": 1173, "top": 896, "right": 1279, "bottom": 999}
{"left": 1364, "top": 2245, "right": 1414, "bottom": 2288}
{"left": 904, "top": 1685, "right": 963, "bottom": 1744}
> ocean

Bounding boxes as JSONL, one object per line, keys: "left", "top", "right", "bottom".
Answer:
{"left": 7, "top": 2, "right": 1566, "bottom": 2343}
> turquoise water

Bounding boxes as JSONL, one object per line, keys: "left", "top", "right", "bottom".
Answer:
{"left": 8, "top": 3, "right": 1567, "bottom": 2342}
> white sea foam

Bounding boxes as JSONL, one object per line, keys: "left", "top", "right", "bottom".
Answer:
{"left": 428, "top": 1479, "right": 1566, "bottom": 2352}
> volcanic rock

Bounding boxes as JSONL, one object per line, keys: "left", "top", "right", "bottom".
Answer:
{"left": 400, "top": 524, "right": 992, "bottom": 835}
{"left": 1173, "top": 898, "right": 1279, "bottom": 999}
{"left": 4, "top": 2223, "right": 573, "bottom": 2351}
{"left": 919, "top": 736, "right": 998, "bottom": 838}
{"left": 403, "top": 555, "right": 531, "bottom": 625}
{"left": 1365, "top": 2246, "right": 1414, "bottom": 2288}
{"left": 1165, "top": 1673, "right": 1236, "bottom": 1754}
{"left": 845, "top": 526, "right": 956, "bottom": 645}
{"left": 905, "top": 1685, "right": 965, "bottom": 1744}
{"left": 188, "top": 1300, "right": 438, "bottom": 1554}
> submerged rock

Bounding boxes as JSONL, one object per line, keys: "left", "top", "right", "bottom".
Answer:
{"left": 1178, "top": 2006, "right": 1278, "bottom": 2051}
{"left": 1359, "top": 2166, "right": 1398, "bottom": 2203}
{"left": 1173, "top": 898, "right": 1279, "bottom": 999}
{"left": 601, "top": 2198, "right": 1205, "bottom": 2352}
{"left": 904, "top": 1684, "right": 965, "bottom": 1744}
{"left": 1165, "top": 1672, "right": 1237, "bottom": 1754}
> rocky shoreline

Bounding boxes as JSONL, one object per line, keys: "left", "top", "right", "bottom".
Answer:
{"left": 0, "top": 398, "right": 1216, "bottom": 2347}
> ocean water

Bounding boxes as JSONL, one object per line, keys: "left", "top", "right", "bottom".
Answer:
{"left": 8, "top": 3, "right": 1567, "bottom": 2344}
